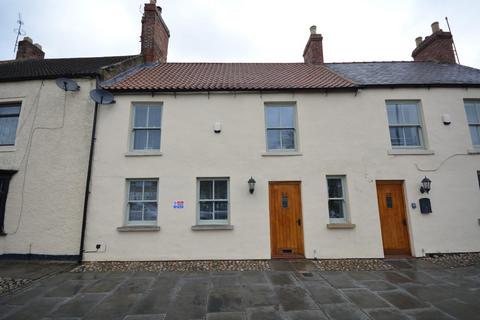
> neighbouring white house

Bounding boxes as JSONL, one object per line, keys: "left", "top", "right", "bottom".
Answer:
{"left": 0, "top": 36, "right": 142, "bottom": 260}
{"left": 82, "top": 2, "right": 480, "bottom": 261}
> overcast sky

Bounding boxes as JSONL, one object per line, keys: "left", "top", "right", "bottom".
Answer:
{"left": 1, "top": 0, "right": 479, "bottom": 68}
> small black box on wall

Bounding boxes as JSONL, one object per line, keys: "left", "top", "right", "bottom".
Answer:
{"left": 419, "top": 198, "right": 432, "bottom": 214}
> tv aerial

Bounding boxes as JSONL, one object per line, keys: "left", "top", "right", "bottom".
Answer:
{"left": 89, "top": 88, "right": 115, "bottom": 104}
{"left": 13, "top": 13, "right": 26, "bottom": 53}
{"left": 55, "top": 78, "right": 80, "bottom": 91}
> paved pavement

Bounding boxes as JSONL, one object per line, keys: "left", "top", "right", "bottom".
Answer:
{"left": 0, "top": 259, "right": 479, "bottom": 320}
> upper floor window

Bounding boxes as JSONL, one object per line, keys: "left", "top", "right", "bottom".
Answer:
{"left": 464, "top": 101, "right": 480, "bottom": 146}
{"left": 197, "top": 178, "right": 229, "bottom": 225}
{"left": 326, "top": 176, "right": 349, "bottom": 224}
{"left": 127, "top": 179, "right": 158, "bottom": 225}
{"left": 0, "top": 103, "right": 21, "bottom": 146}
{"left": 386, "top": 101, "right": 424, "bottom": 148}
{"left": 131, "top": 104, "right": 162, "bottom": 151}
{"left": 265, "top": 104, "right": 297, "bottom": 151}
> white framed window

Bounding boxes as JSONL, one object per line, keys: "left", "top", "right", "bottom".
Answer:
{"left": 326, "top": 176, "right": 349, "bottom": 224}
{"left": 131, "top": 103, "right": 162, "bottom": 151}
{"left": 464, "top": 101, "right": 480, "bottom": 146}
{"left": 197, "top": 178, "right": 229, "bottom": 225}
{"left": 126, "top": 179, "right": 158, "bottom": 225}
{"left": 0, "top": 103, "right": 21, "bottom": 146}
{"left": 265, "top": 104, "right": 297, "bottom": 151}
{"left": 386, "top": 101, "right": 424, "bottom": 148}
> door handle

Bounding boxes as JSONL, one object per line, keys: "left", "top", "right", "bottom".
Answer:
{"left": 297, "top": 219, "right": 302, "bottom": 226}
{"left": 402, "top": 219, "right": 407, "bottom": 226}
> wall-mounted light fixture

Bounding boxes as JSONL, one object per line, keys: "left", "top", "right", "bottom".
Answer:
{"left": 420, "top": 176, "right": 431, "bottom": 194}
{"left": 248, "top": 177, "right": 256, "bottom": 194}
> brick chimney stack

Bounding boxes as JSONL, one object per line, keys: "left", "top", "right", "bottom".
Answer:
{"left": 303, "top": 26, "right": 324, "bottom": 64}
{"left": 16, "top": 37, "right": 45, "bottom": 60}
{"left": 141, "top": 0, "right": 170, "bottom": 63}
{"left": 411, "top": 21, "right": 456, "bottom": 64}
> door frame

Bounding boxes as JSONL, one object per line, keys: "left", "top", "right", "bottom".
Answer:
{"left": 0, "top": 170, "right": 16, "bottom": 235}
{"left": 375, "top": 180, "right": 412, "bottom": 257}
{"left": 268, "top": 181, "right": 305, "bottom": 259}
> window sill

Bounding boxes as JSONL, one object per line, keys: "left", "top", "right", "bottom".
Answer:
{"left": 125, "top": 151, "right": 163, "bottom": 157}
{"left": 0, "top": 146, "right": 16, "bottom": 153}
{"left": 387, "top": 149, "right": 434, "bottom": 156}
{"left": 261, "top": 151, "right": 302, "bottom": 157}
{"left": 467, "top": 148, "right": 480, "bottom": 154}
{"left": 117, "top": 225, "right": 160, "bottom": 232}
{"left": 191, "top": 225, "right": 234, "bottom": 231}
{"left": 327, "top": 223, "right": 356, "bottom": 229}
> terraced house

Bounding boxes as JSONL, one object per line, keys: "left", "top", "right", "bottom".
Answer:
{"left": 82, "top": 2, "right": 480, "bottom": 261}
{"left": 0, "top": 37, "right": 142, "bottom": 260}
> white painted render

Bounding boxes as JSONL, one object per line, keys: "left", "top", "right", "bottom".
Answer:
{"left": 84, "top": 88, "right": 480, "bottom": 261}
{"left": 0, "top": 79, "right": 95, "bottom": 257}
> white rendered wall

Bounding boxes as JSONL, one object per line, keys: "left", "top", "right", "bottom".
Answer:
{"left": 84, "top": 88, "right": 480, "bottom": 261}
{"left": 0, "top": 79, "right": 95, "bottom": 257}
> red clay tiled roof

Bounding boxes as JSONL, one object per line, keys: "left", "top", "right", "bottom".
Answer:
{"left": 102, "top": 62, "right": 356, "bottom": 91}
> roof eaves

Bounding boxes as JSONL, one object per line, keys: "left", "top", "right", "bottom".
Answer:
{"left": 358, "top": 83, "right": 480, "bottom": 89}
{"left": 107, "top": 86, "right": 359, "bottom": 94}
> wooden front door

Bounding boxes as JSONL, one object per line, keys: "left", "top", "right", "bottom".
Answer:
{"left": 376, "top": 181, "right": 411, "bottom": 256}
{"left": 269, "top": 181, "right": 304, "bottom": 258}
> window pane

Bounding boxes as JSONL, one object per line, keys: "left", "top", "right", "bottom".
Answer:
{"left": 267, "top": 129, "right": 281, "bottom": 150}
{"left": 281, "top": 129, "right": 295, "bottom": 149}
{"left": 147, "top": 129, "right": 161, "bottom": 149}
{"left": 470, "top": 126, "right": 480, "bottom": 145}
{"left": 143, "top": 202, "right": 157, "bottom": 221}
{"left": 148, "top": 106, "right": 162, "bottom": 127}
{"left": 129, "top": 203, "right": 143, "bottom": 221}
{"left": 465, "top": 103, "right": 479, "bottom": 123}
{"left": 133, "top": 129, "right": 147, "bottom": 150}
{"left": 143, "top": 181, "right": 157, "bottom": 200}
{"left": 199, "top": 180, "right": 213, "bottom": 199}
{"left": 280, "top": 107, "right": 294, "bottom": 128}
{"left": 404, "top": 127, "right": 421, "bottom": 146}
{"left": 386, "top": 104, "right": 399, "bottom": 125}
{"left": 129, "top": 181, "right": 143, "bottom": 200}
{"left": 327, "top": 178, "right": 343, "bottom": 198}
{"left": 214, "top": 180, "right": 227, "bottom": 199}
{"left": 0, "top": 117, "right": 19, "bottom": 145}
{"left": 134, "top": 106, "right": 148, "bottom": 127}
{"left": 400, "top": 104, "right": 419, "bottom": 124}
{"left": 389, "top": 127, "right": 402, "bottom": 146}
{"left": 266, "top": 107, "right": 282, "bottom": 128}
{"left": 199, "top": 201, "right": 213, "bottom": 220}
{"left": 214, "top": 201, "right": 228, "bottom": 220}
{"left": 328, "top": 200, "right": 345, "bottom": 219}
{"left": 0, "top": 106, "right": 20, "bottom": 116}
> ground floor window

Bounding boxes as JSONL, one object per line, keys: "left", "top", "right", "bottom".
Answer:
{"left": 326, "top": 175, "right": 349, "bottom": 223}
{"left": 197, "top": 178, "right": 229, "bottom": 224}
{"left": 126, "top": 179, "right": 158, "bottom": 225}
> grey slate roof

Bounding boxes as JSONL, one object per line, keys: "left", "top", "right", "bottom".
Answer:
{"left": 0, "top": 55, "right": 137, "bottom": 82}
{"left": 325, "top": 61, "right": 480, "bottom": 87}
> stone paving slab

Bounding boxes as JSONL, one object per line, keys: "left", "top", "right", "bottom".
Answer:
{"left": 0, "top": 258, "right": 479, "bottom": 320}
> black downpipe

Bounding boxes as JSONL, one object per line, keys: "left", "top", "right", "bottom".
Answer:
{"left": 78, "top": 100, "right": 99, "bottom": 263}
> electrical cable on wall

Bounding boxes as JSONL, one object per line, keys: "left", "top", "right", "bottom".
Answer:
{"left": 9, "top": 85, "right": 69, "bottom": 235}
{"left": 414, "top": 153, "right": 470, "bottom": 172}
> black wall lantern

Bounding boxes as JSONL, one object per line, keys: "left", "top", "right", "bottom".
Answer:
{"left": 420, "top": 176, "right": 432, "bottom": 194}
{"left": 248, "top": 177, "right": 256, "bottom": 194}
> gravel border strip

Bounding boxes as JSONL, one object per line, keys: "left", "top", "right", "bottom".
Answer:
{"left": 72, "top": 260, "right": 272, "bottom": 272}
{"left": 421, "top": 252, "right": 480, "bottom": 268}
{"left": 0, "top": 277, "right": 32, "bottom": 296}
{"left": 313, "top": 259, "right": 394, "bottom": 271}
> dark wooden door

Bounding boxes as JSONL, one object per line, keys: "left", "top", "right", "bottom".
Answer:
{"left": 376, "top": 181, "right": 411, "bottom": 256}
{"left": 0, "top": 172, "right": 14, "bottom": 234}
{"left": 269, "top": 181, "right": 304, "bottom": 258}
